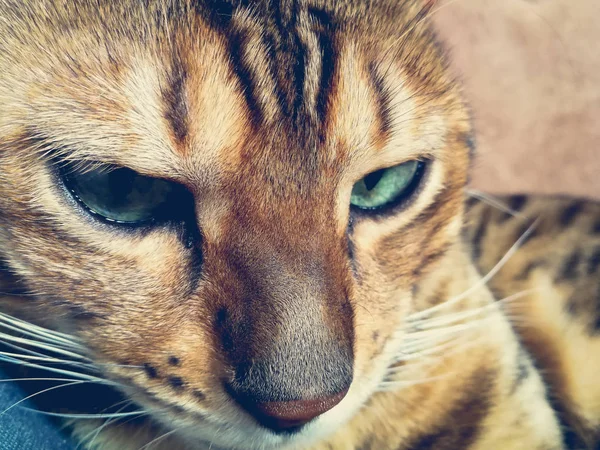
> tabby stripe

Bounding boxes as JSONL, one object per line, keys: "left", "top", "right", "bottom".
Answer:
{"left": 308, "top": 7, "right": 337, "bottom": 136}
{"left": 560, "top": 201, "right": 584, "bottom": 227}
{"left": 225, "top": 28, "right": 264, "bottom": 126}
{"left": 498, "top": 195, "right": 527, "bottom": 223}
{"left": 50, "top": 300, "right": 105, "bottom": 320}
{"left": 471, "top": 206, "right": 491, "bottom": 261}
{"left": 291, "top": 12, "right": 307, "bottom": 121}
{"left": 557, "top": 249, "right": 582, "bottom": 282}
{"left": 357, "top": 437, "right": 375, "bottom": 450}
{"left": 414, "top": 242, "right": 451, "bottom": 277}
{"left": 464, "top": 195, "right": 480, "bottom": 211}
{"left": 513, "top": 222, "right": 538, "bottom": 247}
{"left": 402, "top": 369, "right": 494, "bottom": 450}
{"left": 272, "top": 0, "right": 303, "bottom": 118}
{"left": 262, "top": 31, "right": 292, "bottom": 118}
{"left": 593, "top": 285, "right": 600, "bottom": 334}
{"left": 162, "top": 60, "right": 189, "bottom": 145}
{"left": 588, "top": 246, "right": 600, "bottom": 275}
{"left": 347, "top": 219, "right": 361, "bottom": 281}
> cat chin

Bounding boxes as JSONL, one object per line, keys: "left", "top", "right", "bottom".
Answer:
{"left": 170, "top": 410, "right": 343, "bottom": 450}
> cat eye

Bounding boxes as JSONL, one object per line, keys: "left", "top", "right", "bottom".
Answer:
{"left": 61, "top": 165, "right": 190, "bottom": 225}
{"left": 350, "top": 160, "right": 424, "bottom": 210}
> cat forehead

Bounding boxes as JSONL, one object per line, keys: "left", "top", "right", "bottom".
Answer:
{"left": 4, "top": 1, "right": 454, "bottom": 182}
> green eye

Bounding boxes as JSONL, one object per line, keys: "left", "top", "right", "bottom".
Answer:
{"left": 63, "top": 166, "right": 187, "bottom": 224}
{"left": 350, "top": 160, "right": 422, "bottom": 210}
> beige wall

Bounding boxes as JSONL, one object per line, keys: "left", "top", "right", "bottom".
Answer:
{"left": 432, "top": 0, "right": 600, "bottom": 200}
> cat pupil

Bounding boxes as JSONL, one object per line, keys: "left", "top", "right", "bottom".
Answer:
{"left": 109, "top": 169, "right": 136, "bottom": 205}
{"left": 364, "top": 169, "right": 385, "bottom": 191}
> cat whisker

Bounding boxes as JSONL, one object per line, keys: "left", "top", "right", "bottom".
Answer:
{"left": 401, "top": 321, "right": 486, "bottom": 342}
{"left": 0, "top": 310, "right": 81, "bottom": 339}
{"left": 0, "top": 345, "right": 140, "bottom": 371}
{"left": 0, "top": 331, "right": 89, "bottom": 360}
{"left": 138, "top": 426, "right": 183, "bottom": 450}
{"left": 406, "top": 289, "right": 539, "bottom": 330}
{"left": 0, "top": 319, "right": 85, "bottom": 352}
{"left": 377, "top": 374, "right": 451, "bottom": 392}
{"left": 393, "top": 335, "right": 465, "bottom": 360}
{"left": 0, "top": 311, "right": 84, "bottom": 347}
{"left": 0, "top": 350, "right": 94, "bottom": 365}
{"left": 410, "top": 219, "right": 539, "bottom": 322}
{"left": 0, "top": 354, "right": 120, "bottom": 385}
{"left": 466, "top": 190, "right": 526, "bottom": 219}
{"left": 0, "top": 337, "right": 82, "bottom": 361}
{"left": 0, "top": 380, "right": 89, "bottom": 415}
{"left": 382, "top": 335, "right": 494, "bottom": 390}
{"left": 21, "top": 407, "right": 148, "bottom": 420}
{"left": 0, "top": 377, "right": 83, "bottom": 383}
{"left": 394, "top": 290, "right": 536, "bottom": 361}
{"left": 391, "top": 345, "right": 451, "bottom": 364}
{"left": 80, "top": 401, "right": 139, "bottom": 450}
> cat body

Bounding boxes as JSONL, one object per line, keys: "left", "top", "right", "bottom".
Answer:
{"left": 0, "top": 1, "right": 597, "bottom": 449}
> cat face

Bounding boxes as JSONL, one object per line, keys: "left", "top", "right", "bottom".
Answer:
{"left": 0, "top": 1, "right": 471, "bottom": 448}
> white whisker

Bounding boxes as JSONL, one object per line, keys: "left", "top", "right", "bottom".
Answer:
{"left": 0, "top": 377, "right": 81, "bottom": 383}
{"left": 466, "top": 190, "right": 526, "bottom": 219}
{"left": 0, "top": 312, "right": 83, "bottom": 345}
{"left": 0, "top": 380, "right": 87, "bottom": 415}
{"left": 0, "top": 354, "right": 119, "bottom": 384}
{"left": 407, "top": 289, "right": 538, "bottom": 331}
{"left": 410, "top": 219, "right": 539, "bottom": 321}
{"left": 0, "top": 331, "right": 88, "bottom": 360}
{"left": 0, "top": 317, "right": 84, "bottom": 351}
{"left": 0, "top": 350, "right": 93, "bottom": 365}
{"left": 20, "top": 407, "right": 148, "bottom": 420}
{"left": 138, "top": 427, "right": 181, "bottom": 450}
{"left": 82, "top": 401, "right": 141, "bottom": 449}
{"left": 377, "top": 374, "right": 451, "bottom": 392}
{"left": 0, "top": 348, "right": 141, "bottom": 371}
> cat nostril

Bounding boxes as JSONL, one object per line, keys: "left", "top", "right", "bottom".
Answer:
{"left": 232, "top": 388, "right": 349, "bottom": 433}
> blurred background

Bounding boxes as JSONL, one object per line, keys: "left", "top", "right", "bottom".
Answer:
{"left": 432, "top": 0, "right": 599, "bottom": 200}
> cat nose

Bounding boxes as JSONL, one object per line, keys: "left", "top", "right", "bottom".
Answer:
{"left": 232, "top": 388, "right": 349, "bottom": 433}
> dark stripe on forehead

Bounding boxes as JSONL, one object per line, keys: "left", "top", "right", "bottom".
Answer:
{"left": 196, "top": 1, "right": 266, "bottom": 126}
{"left": 226, "top": 28, "right": 265, "bottom": 127}
{"left": 196, "top": 1, "right": 339, "bottom": 140}
{"left": 273, "top": 0, "right": 306, "bottom": 120}
{"left": 162, "top": 59, "right": 189, "bottom": 145}
{"left": 309, "top": 6, "right": 337, "bottom": 131}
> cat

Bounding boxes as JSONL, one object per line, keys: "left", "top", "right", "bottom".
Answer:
{"left": 0, "top": 1, "right": 598, "bottom": 449}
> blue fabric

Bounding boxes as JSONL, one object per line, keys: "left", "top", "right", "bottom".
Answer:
{"left": 0, "top": 371, "right": 76, "bottom": 450}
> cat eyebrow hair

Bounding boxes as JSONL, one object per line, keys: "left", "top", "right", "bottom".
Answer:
{"left": 20, "top": 130, "right": 176, "bottom": 179}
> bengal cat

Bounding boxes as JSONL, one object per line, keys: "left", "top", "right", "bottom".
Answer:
{"left": 0, "top": 1, "right": 598, "bottom": 449}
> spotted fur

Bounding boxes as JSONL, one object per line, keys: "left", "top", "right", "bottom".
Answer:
{"left": 0, "top": 1, "right": 595, "bottom": 449}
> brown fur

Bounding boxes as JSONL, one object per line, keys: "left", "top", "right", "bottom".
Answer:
{"left": 0, "top": 1, "right": 595, "bottom": 449}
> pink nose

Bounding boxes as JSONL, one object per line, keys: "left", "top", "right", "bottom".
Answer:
{"left": 239, "top": 389, "right": 349, "bottom": 432}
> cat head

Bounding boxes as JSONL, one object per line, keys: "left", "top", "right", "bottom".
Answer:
{"left": 0, "top": 1, "right": 470, "bottom": 448}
